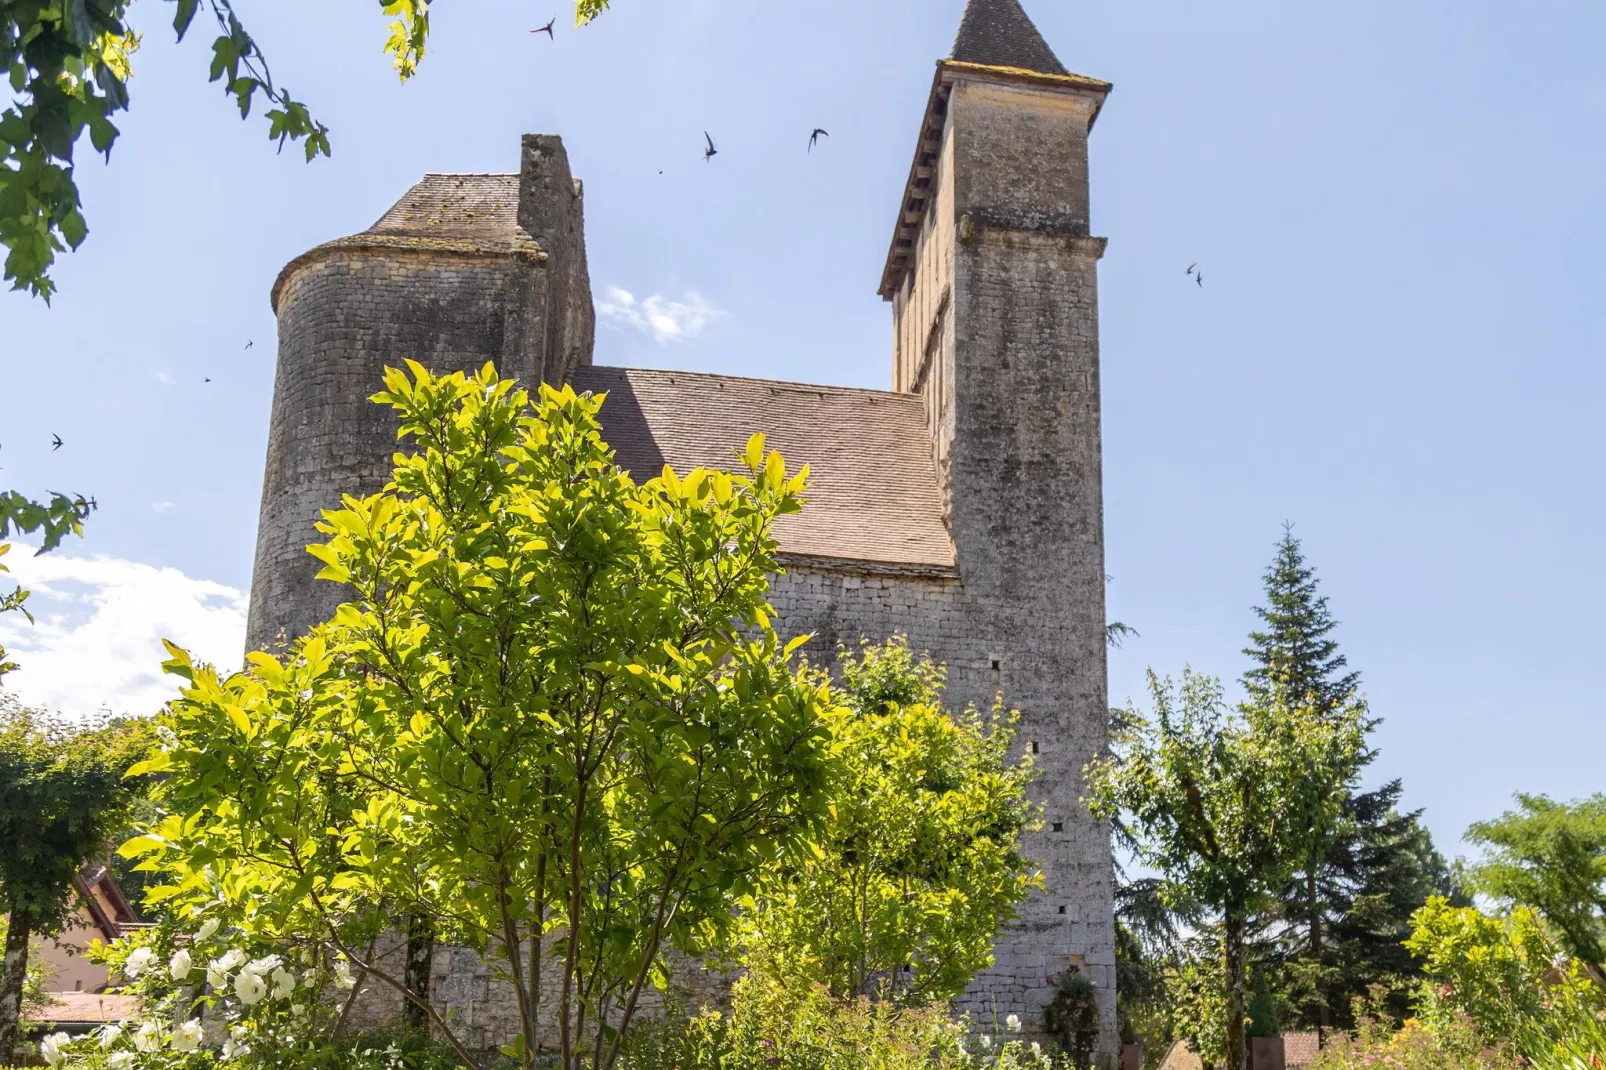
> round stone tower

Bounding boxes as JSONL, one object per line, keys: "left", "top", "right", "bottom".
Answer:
{"left": 247, "top": 135, "right": 595, "bottom": 651}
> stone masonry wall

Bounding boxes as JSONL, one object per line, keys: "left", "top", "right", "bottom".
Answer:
{"left": 246, "top": 137, "right": 596, "bottom": 653}
{"left": 881, "top": 68, "right": 1118, "bottom": 1056}
{"left": 247, "top": 251, "right": 514, "bottom": 650}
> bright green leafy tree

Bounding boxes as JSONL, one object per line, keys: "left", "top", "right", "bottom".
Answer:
{"left": 1085, "top": 669, "right": 1365, "bottom": 1070}
{"left": 1464, "top": 793, "right": 1606, "bottom": 975}
{"left": 126, "top": 363, "right": 834, "bottom": 1070}
{"left": 1, "top": 0, "right": 614, "bottom": 300}
{"left": 0, "top": 701, "right": 151, "bottom": 1064}
{"left": 1244, "top": 528, "right": 1458, "bottom": 1035}
{"left": 739, "top": 638, "right": 1039, "bottom": 1005}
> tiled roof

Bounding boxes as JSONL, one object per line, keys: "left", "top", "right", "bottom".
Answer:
{"left": 569, "top": 366, "right": 956, "bottom": 573}
{"left": 365, "top": 173, "right": 526, "bottom": 250}
{"left": 1159, "top": 1033, "right": 1325, "bottom": 1070}
{"left": 1283, "top": 1032, "right": 1322, "bottom": 1067}
{"left": 272, "top": 174, "right": 535, "bottom": 312}
{"left": 37, "top": 993, "right": 140, "bottom": 1025}
{"left": 950, "top": 0, "right": 1068, "bottom": 76}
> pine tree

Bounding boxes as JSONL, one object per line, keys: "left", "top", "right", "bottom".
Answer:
{"left": 1243, "top": 526, "right": 1359, "bottom": 712}
{"left": 1243, "top": 528, "right": 1457, "bottom": 1039}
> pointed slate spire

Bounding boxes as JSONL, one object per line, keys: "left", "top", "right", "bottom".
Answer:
{"left": 949, "top": 0, "right": 1068, "bottom": 75}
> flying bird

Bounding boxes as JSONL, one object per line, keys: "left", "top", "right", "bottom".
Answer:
{"left": 1196, "top": 271, "right": 1203, "bottom": 287}
{"left": 703, "top": 132, "right": 717, "bottom": 162}
{"left": 532, "top": 17, "right": 556, "bottom": 37}
{"left": 51, "top": 434, "right": 62, "bottom": 451}
{"left": 1185, "top": 263, "right": 1197, "bottom": 276}
{"left": 809, "top": 128, "right": 829, "bottom": 152}
{"left": 204, "top": 377, "right": 212, "bottom": 383}
{"left": 245, "top": 340, "right": 253, "bottom": 350}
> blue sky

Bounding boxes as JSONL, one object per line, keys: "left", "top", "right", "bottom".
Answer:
{"left": 2, "top": 0, "right": 1603, "bottom": 860}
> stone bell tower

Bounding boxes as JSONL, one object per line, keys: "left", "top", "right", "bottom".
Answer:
{"left": 881, "top": 0, "right": 1118, "bottom": 1054}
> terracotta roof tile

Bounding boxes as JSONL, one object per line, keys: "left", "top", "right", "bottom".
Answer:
{"left": 1284, "top": 1032, "right": 1322, "bottom": 1067}
{"left": 38, "top": 993, "right": 140, "bottom": 1025}
{"left": 570, "top": 366, "right": 955, "bottom": 572}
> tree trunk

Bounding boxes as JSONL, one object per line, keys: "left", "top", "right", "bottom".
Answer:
{"left": 404, "top": 912, "right": 435, "bottom": 1034}
{"left": 0, "top": 904, "right": 32, "bottom": 1067}
{"left": 1307, "top": 869, "right": 1330, "bottom": 1044}
{"left": 1224, "top": 909, "right": 1247, "bottom": 1070}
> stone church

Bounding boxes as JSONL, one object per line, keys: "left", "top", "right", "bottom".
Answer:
{"left": 247, "top": 0, "right": 1117, "bottom": 1055}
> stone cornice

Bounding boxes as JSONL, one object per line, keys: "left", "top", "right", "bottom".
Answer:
{"left": 270, "top": 234, "right": 547, "bottom": 314}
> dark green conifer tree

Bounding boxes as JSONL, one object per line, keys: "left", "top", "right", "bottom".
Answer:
{"left": 1243, "top": 528, "right": 1459, "bottom": 1038}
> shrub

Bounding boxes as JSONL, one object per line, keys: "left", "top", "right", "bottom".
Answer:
{"left": 738, "top": 638, "right": 1039, "bottom": 1005}
{"left": 1044, "top": 968, "right": 1100, "bottom": 1066}
{"left": 1406, "top": 897, "right": 1606, "bottom": 1064}
{"left": 620, "top": 966, "right": 1068, "bottom": 1070}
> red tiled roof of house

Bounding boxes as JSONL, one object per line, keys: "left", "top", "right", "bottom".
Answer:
{"left": 37, "top": 993, "right": 140, "bottom": 1026}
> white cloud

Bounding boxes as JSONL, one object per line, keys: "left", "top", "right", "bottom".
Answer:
{"left": 0, "top": 552, "right": 245, "bottom": 719}
{"left": 595, "top": 286, "right": 724, "bottom": 344}
{"left": 155, "top": 371, "right": 173, "bottom": 385}
{"left": 152, "top": 501, "right": 175, "bottom": 513}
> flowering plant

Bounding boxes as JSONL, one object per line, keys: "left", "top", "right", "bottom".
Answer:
{"left": 40, "top": 911, "right": 365, "bottom": 1068}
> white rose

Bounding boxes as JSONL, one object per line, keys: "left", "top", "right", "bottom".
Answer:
{"left": 1006, "top": 1013, "right": 1022, "bottom": 1033}
{"left": 291, "top": 1004, "right": 308, "bottom": 1018}
{"left": 208, "top": 947, "right": 246, "bottom": 989}
{"left": 39, "top": 1031, "right": 71, "bottom": 1067}
{"left": 171, "top": 1019, "right": 204, "bottom": 1052}
{"left": 333, "top": 959, "right": 357, "bottom": 989}
{"left": 271, "top": 966, "right": 297, "bottom": 1000}
{"left": 170, "top": 948, "right": 193, "bottom": 981}
{"left": 156, "top": 725, "right": 178, "bottom": 748}
{"left": 109, "top": 1053, "right": 135, "bottom": 1070}
{"left": 133, "top": 1022, "right": 161, "bottom": 1052}
{"left": 122, "top": 946, "right": 156, "bottom": 979}
{"left": 1031, "top": 1041, "right": 1043, "bottom": 1059}
{"left": 195, "top": 917, "right": 221, "bottom": 942}
{"left": 981, "top": 1034, "right": 992, "bottom": 1049}
{"left": 98, "top": 1024, "right": 122, "bottom": 1049}
{"left": 235, "top": 968, "right": 269, "bottom": 1005}
{"left": 247, "top": 954, "right": 282, "bottom": 975}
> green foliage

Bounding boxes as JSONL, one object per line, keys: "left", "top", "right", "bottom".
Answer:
{"left": 0, "top": 702, "right": 152, "bottom": 1058}
{"left": 0, "top": 915, "right": 53, "bottom": 1025}
{"left": 619, "top": 966, "right": 1064, "bottom": 1070}
{"left": 739, "top": 638, "right": 1039, "bottom": 1005}
{"left": 1306, "top": 988, "right": 1517, "bottom": 1070}
{"left": 1085, "top": 668, "right": 1366, "bottom": 1070}
{"left": 0, "top": 0, "right": 327, "bottom": 300}
{"left": 1242, "top": 527, "right": 1358, "bottom": 712}
{"left": 123, "top": 362, "right": 832, "bottom": 1070}
{"left": 1245, "top": 967, "right": 1280, "bottom": 1038}
{"left": 0, "top": 703, "right": 151, "bottom": 929}
{"left": 1465, "top": 793, "right": 1606, "bottom": 973}
{"left": 0, "top": 489, "right": 94, "bottom": 678}
{"left": 1163, "top": 939, "right": 1227, "bottom": 1070}
{"left": 41, "top": 911, "right": 469, "bottom": 1069}
{"left": 1405, "top": 898, "right": 1606, "bottom": 1064}
{"left": 1, "top": 1, "right": 618, "bottom": 300}
{"left": 1243, "top": 528, "right": 1457, "bottom": 1033}
{"left": 1044, "top": 967, "right": 1100, "bottom": 1066}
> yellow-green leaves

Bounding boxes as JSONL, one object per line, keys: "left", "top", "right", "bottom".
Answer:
{"left": 134, "top": 360, "right": 829, "bottom": 1067}
{"left": 380, "top": 0, "right": 430, "bottom": 81}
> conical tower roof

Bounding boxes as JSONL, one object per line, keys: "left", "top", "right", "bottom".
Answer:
{"left": 949, "top": 0, "right": 1067, "bottom": 75}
